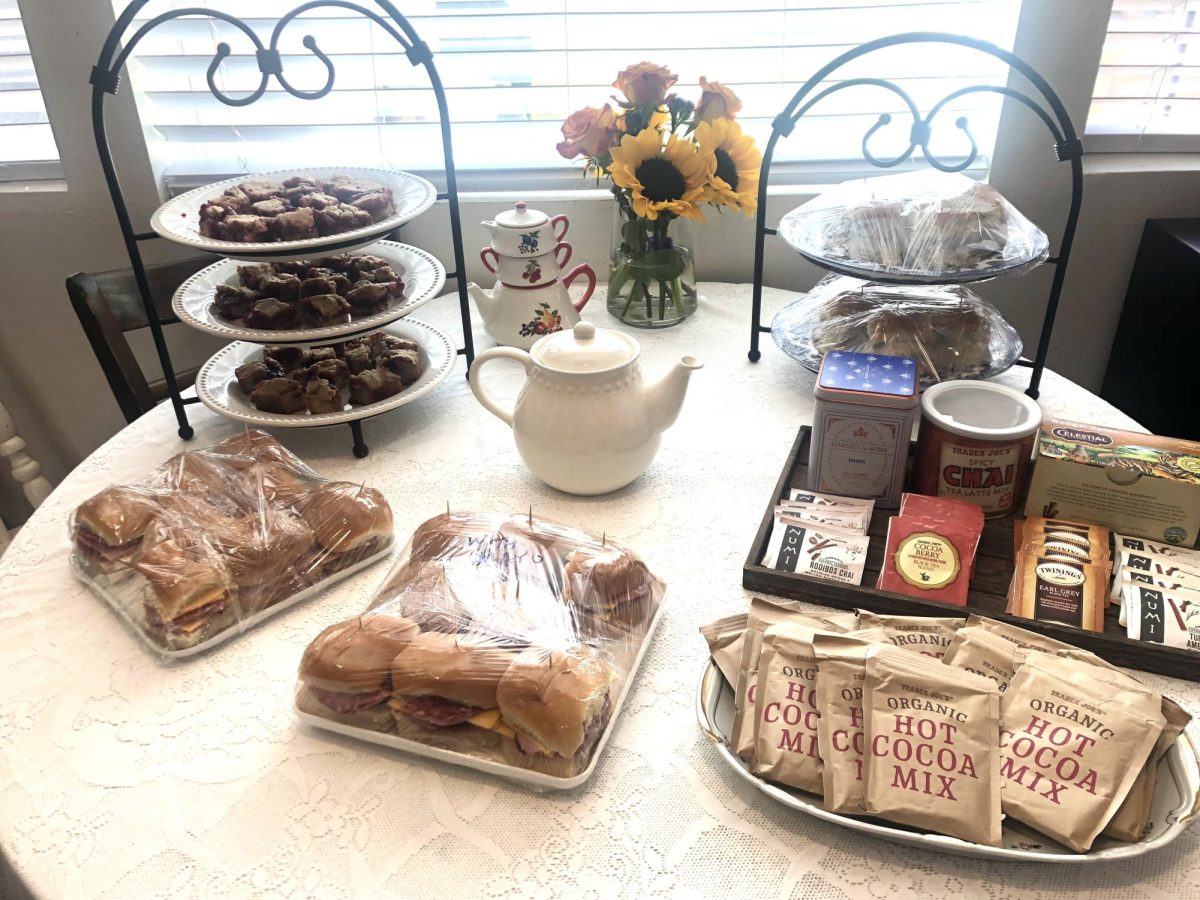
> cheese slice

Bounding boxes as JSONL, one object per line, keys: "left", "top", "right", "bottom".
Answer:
{"left": 467, "top": 709, "right": 502, "bottom": 729}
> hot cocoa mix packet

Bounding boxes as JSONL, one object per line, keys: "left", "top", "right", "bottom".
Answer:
{"left": 730, "top": 599, "right": 856, "bottom": 758}
{"left": 941, "top": 627, "right": 1023, "bottom": 694}
{"left": 1103, "top": 698, "right": 1191, "bottom": 842}
{"left": 699, "top": 612, "right": 747, "bottom": 687}
{"left": 857, "top": 612, "right": 963, "bottom": 660}
{"left": 812, "top": 631, "right": 882, "bottom": 813}
{"left": 751, "top": 622, "right": 836, "bottom": 794}
{"left": 862, "top": 644, "right": 1002, "bottom": 846}
{"left": 999, "top": 650, "right": 1165, "bottom": 852}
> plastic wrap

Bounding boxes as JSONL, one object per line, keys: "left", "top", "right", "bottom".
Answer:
{"left": 294, "top": 511, "right": 666, "bottom": 785}
{"left": 771, "top": 274, "right": 1023, "bottom": 384}
{"left": 778, "top": 170, "right": 1049, "bottom": 282}
{"left": 69, "top": 429, "right": 395, "bottom": 656}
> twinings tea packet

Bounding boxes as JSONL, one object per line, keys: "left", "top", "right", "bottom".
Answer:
{"left": 999, "top": 650, "right": 1165, "bottom": 852}
{"left": 1122, "top": 584, "right": 1200, "bottom": 651}
{"left": 1022, "top": 518, "right": 1110, "bottom": 560}
{"left": 762, "top": 515, "right": 870, "bottom": 584}
{"left": 862, "top": 644, "right": 1002, "bottom": 846}
{"left": 1013, "top": 553, "right": 1108, "bottom": 632}
{"left": 751, "top": 622, "right": 836, "bottom": 794}
{"left": 857, "top": 612, "right": 963, "bottom": 660}
{"left": 699, "top": 612, "right": 747, "bottom": 687}
{"left": 1104, "top": 698, "right": 1191, "bottom": 842}
{"left": 942, "top": 626, "right": 1024, "bottom": 693}
{"left": 730, "top": 599, "right": 856, "bottom": 758}
{"left": 813, "top": 632, "right": 876, "bottom": 812}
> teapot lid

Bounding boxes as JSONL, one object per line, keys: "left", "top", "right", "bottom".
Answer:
{"left": 493, "top": 201, "right": 548, "bottom": 230}
{"left": 532, "top": 321, "right": 639, "bottom": 373}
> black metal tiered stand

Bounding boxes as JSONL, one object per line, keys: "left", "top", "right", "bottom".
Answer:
{"left": 90, "top": 0, "right": 475, "bottom": 457}
{"left": 747, "top": 31, "right": 1084, "bottom": 401}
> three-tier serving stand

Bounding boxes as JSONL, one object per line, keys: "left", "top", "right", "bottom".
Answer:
{"left": 90, "top": 0, "right": 476, "bottom": 457}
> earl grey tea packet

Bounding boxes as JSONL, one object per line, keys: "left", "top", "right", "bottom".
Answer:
{"left": 863, "top": 644, "right": 1002, "bottom": 846}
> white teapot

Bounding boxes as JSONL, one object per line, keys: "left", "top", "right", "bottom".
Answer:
{"left": 468, "top": 321, "right": 702, "bottom": 495}
{"left": 480, "top": 201, "right": 568, "bottom": 258}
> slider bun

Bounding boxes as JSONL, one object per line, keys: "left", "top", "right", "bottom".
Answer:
{"left": 150, "top": 451, "right": 230, "bottom": 497}
{"left": 499, "top": 734, "right": 592, "bottom": 779}
{"left": 237, "top": 461, "right": 311, "bottom": 506}
{"left": 563, "top": 546, "right": 654, "bottom": 616}
{"left": 407, "top": 512, "right": 499, "bottom": 563}
{"left": 296, "top": 684, "right": 395, "bottom": 731}
{"left": 300, "top": 483, "right": 393, "bottom": 553}
{"left": 300, "top": 613, "right": 420, "bottom": 693}
{"left": 209, "top": 428, "right": 293, "bottom": 467}
{"left": 390, "top": 631, "right": 516, "bottom": 709}
{"left": 210, "top": 509, "right": 316, "bottom": 588}
{"left": 497, "top": 644, "right": 614, "bottom": 759}
{"left": 134, "top": 539, "right": 233, "bottom": 621}
{"left": 75, "top": 486, "right": 161, "bottom": 546}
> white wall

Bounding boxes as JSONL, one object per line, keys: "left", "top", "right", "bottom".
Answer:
{"left": 3, "top": 0, "right": 1197, "bottom": 526}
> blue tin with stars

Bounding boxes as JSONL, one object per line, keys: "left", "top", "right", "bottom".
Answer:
{"left": 809, "top": 350, "right": 919, "bottom": 509}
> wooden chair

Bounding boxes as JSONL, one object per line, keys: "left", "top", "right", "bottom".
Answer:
{"left": 66, "top": 257, "right": 213, "bottom": 424}
{"left": 0, "top": 398, "right": 54, "bottom": 554}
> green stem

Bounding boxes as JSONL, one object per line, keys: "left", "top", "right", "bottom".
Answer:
{"left": 621, "top": 276, "right": 641, "bottom": 319}
{"left": 643, "top": 281, "right": 653, "bottom": 319}
{"left": 658, "top": 279, "right": 666, "bottom": 320}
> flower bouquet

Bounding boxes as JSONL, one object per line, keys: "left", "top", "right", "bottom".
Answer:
{"left": 557, "top": 63, "right": 761, "bottom": 327}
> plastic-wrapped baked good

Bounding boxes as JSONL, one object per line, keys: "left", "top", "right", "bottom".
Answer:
{"left": 771, "top": 274, "right": 1023, "bottom": 384}
{"left": 68, "top": 429, "right": 395, "bottom": 656}
{"left": 778, "top": 170, "right": 1049, "bottom": 282}
{"left": 294, "top": 511, "right": 666, "bottom": 785}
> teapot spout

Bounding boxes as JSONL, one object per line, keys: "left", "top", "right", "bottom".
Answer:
{"left": 646, "top": 355, "right": 703, "bottom": 432}
{"left": 467, "top": 281, "right": 496, "bottom": 321}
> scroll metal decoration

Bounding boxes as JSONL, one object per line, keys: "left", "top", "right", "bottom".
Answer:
{"left": 90, "top": 0, "right": 475, "bottom": 456}
{"left": 748, "top": 31, "right": 1084, "bottom": 400}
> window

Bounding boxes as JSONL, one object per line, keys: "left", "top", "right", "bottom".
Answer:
{"left": 117, "top": 0, "right": 1022, "bottom": 190}
{"left": 0, "top": 0, "right": 62, "bottom": 181}
{"left": 1087, "top": 0, "right": 1200, "bottom": 151}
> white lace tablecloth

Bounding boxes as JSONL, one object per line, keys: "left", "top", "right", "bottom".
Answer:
{"left": 3, "top": 284, "right": 1197, "bottom": 900}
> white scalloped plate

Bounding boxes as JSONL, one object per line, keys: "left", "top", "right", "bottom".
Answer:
{"left": 696, "top": 658, "right": 1200, "bottom": 862}
{"left": 171, "top": 241, "right": 446, "bottom": 344}
{"left": 151, "top": 167, "right": 437, "bottom": 261}
{"left": 196, "top": 319, "right": 455, "bottom": 428}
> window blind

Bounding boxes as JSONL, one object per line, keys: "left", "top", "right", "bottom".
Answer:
{"left": 0, "top": 0, "right": 62, "bottom": 181}
{"left": 1087, "top": 0, "right": 1200, "bottom": 151}
{"left": 117, "top": 0, "right": 1022, "bottom": 188}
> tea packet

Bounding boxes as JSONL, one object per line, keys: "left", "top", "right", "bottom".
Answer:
{"left": 762, "top": 515, "right": 870, "bottom": 584}
{"left": 1122, "top": 584, "right": 1200, "bottom": 651}
{"left": 1113, "top": 533, "right": 1200, "bottom": 564}
{"left": 699, "top": 612, "right": 748, "bottom": 687}
{"left": 775, "top": 504, "right": 870, "bottom": 535}
{"left": 862, "top": 644, "right": 1002, "bottom": 846}
{"left": 1011, "top": 552, "right": 1109, "bottom": 632}
{"left": 1110, "top": 549, "right": 1200, "bottom": 601}
{"left": 812, "top": 630, "right": 884, "bottom": 813}
{"left": 857, "top": 611, "right": 963, "bottom": 659}
{"left": 751, "top": 622, "right": 835, "bottom": 794}
{"left": 999, "top": 650, "right": 1165, "bottom": 852}
{"left": 1104, "top": 698, "right": 1191, "bottom": 842}
{"left": 729, "top": 598, "right": 856, "bottom": 758}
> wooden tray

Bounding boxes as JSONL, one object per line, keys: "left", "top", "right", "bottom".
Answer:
{"left": 743, "top": 425, "right": 1200, "bottom": 681}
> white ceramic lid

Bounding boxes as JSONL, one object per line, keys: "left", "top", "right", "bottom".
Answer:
{"left": 493, "top": 201, "right": 549, "bottom": 230}
{"left": 920, "top": 380, "right": 1042, "bottom": 440}
{"left": 531, "top": 321, "right": 639, "bottom": 373}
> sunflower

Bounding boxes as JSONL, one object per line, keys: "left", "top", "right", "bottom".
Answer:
{"left": 608, "top": 127, "right": 711, "bottom": 221}
{"left": 695, "top": 117, "right": 761, "bottom": 216}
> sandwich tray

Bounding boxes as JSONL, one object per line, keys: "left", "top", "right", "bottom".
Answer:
{"left": 743, "top": 425, "right": 1200, "bottom": 681}
{"left": 294, "top": 599, "right": 666, "bottom": 791}
{"left": 696, "top": 657, "right": 1200, "bottom": 861}
{"left": 74, "top": 542, "right": 393, "bottom": 660}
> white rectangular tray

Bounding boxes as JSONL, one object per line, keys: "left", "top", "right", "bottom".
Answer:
{"left": 696, "top": 657, "right": 1200, "bottom": 862}
{"left": 296, "top": 600, "right": 666, "bottom": 791}
{"left": 75, "top": 543, "right": 393, "bottom": 660}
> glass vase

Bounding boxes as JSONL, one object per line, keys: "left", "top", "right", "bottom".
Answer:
{"left": 607, "top": 209, "right": 698, "bottom": 328}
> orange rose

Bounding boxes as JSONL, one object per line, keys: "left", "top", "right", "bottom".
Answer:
{"left": 694, "top": 77, "right": 742, "bottom": 123}
{"left": 613, "top": 62, "right": 678, "bottom": 105}
{"left": 556, "top": 105, "right": 620, "bottom": 159}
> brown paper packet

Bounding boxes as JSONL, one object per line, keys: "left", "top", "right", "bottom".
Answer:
{"left": 750, "top": 622, "right": 837, "bottom": 794}
{"left": 942, "top": 627, "right": 1024, "bottom": 694}
{"left": 964, "top": 615, "right": 1083, "bottom": 654}
{"left": 699, "top": 612, "right": 747, "bottom": 687}
{"left": 729, "top": 598, "right": 856, "bottom": 758}
{"left": 1103, "top": 698, "right": 1192, "bottom": 842}
{"left": 813, "top": 632, "right": 877, "bottom": 813}
{"left": 857, "top": 611, "right": 964, "bottom": 660}
{"left": 1013, "top": 554, "right": 1110, "bottom": 633}
{"left": 999, "top": 650, "right": 1165, "bottom": 852}
{"left": 862, "top": 644, "right": 1002, "bottom": 846}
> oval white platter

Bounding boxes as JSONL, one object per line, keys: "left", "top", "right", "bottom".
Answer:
{"left": 150, "top": 167, "right": 437, "bottom": 261}
{"left": 196, "top": 319, "right": 455, "bottom": 428}
{"left": 171, "top": 241, "right": 446, "bottom": 344}
{"left": 696, "top": 658, "right": 1200, "bottom": 862}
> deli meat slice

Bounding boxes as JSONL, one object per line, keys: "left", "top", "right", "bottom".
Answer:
{"left": 391, "top": 694, "right": 482, "bottom": 727}
{"left": 310, "top": 687, "right": 390, "bottom": 714}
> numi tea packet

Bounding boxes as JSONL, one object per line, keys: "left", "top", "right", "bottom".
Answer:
{"left": 999, "top": 650, "right": 1165, "bottom": 853}
{"left": 862, "top": 644, "right": 1002, "bottom": 847}
{"left": 761, "top": 514, "right": 870, "bottom": 585}
{"left": 1110, "top": 549, "right": 1200, "bottom": 602}
{"left": 1122, "top": 584, "right": 1200, "bottom": 651}
{"left": 856, "top": 612, "right": 963, "bottom": 660}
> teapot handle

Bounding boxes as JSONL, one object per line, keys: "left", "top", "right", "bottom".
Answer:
{"left": 550, "top": 214, "right": 569, "bottom": 242}
{"left": 480, "top": 247, "right": 499, "bottom": 275}
{"left": 468, "top": 347, "right": 532, "bottom": 428}
{"left": 554, "top": 241, "right": 573, "bottom": 270}
{"left": 562, "top": 263, "right": 597, "bottom": 313}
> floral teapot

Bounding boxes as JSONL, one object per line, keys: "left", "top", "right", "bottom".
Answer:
{"left": 468, "top": 321, "right": 702, "bottom": 495}
{"left": 469, "top": 202, "right": 596, "bottom": 350}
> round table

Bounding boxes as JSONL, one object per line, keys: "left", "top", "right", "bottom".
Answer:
{"left": 3, "top": 284, "right": 1197, "bottom": 900}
